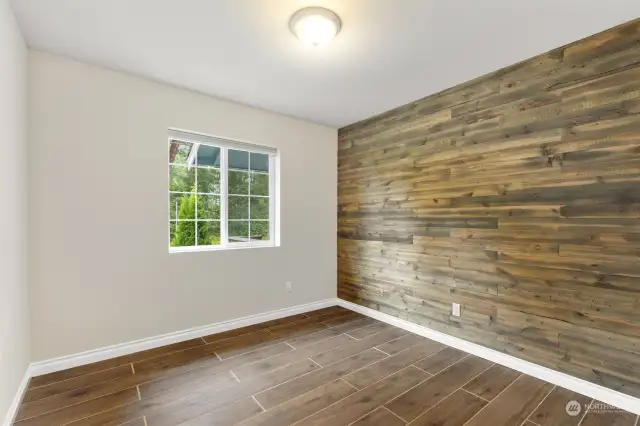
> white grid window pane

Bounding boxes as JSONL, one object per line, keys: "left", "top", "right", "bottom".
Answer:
{"left": 168, "top": 133, "right": 276, "bottom": 252}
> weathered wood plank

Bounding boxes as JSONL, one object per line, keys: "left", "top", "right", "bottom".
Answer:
{"left": 338, "top": 17, "right": 640, "bottom": 399}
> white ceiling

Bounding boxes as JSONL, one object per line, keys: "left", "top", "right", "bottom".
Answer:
{"left": 10, "top": 0, "right": 640, "bottom": 128}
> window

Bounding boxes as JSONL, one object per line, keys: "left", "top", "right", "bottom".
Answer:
{"left": 168, "top": 130, "right": 277, "bottom": 252}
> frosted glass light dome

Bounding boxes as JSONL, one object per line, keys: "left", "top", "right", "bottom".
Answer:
{"left": 289, "top": 7, "right": 342, "bottom": 47}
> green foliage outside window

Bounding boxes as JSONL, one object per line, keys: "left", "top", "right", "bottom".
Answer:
{"left": 169, "top": 141, "right": 271, "bottom": 247}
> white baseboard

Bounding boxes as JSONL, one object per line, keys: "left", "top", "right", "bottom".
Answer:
{"left": 335, "top": 298, "right": 640, "bottom": 415}
{"left": 30, "top": 299, "right": 336, "bottom": 377}
{"left": 2, "top": 367, "right": 31, "bottom": 426}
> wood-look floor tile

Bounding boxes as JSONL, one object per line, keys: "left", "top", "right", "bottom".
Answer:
{"left": 529, "top": 386, "right": 591, "bottom": 426}
{"left": 257, "top": 313, "right": 311, "bottom": 328}
{"left": 385, "top": 356, "right": 493, "bottom": 422}
{"left": 232, "top": 334, "right": 354, "bottom": 380}
{"left": 200, "top": 312, "right": 309, "bottom": 344}
{"left": 15, "top": 387, "right": 139, "bottom": 426}
{"left": 408, "top": 389, "right": 487, "bottom": 426}
{"left": 346, "top": 322, "right": 393, "bottom": 339}
{"left": 311, "top": 328, "right": 406, "bottom": 366}
{"left": 140, "top": 370, "right": 238, "bottom": 401}
{"left": 174, "top": 396, "right": 262, "bottom": 426}
{"left": 138, "top": 342, "right": 291, "bottom": 398}
{"left": 579, "top": 408, "right": 638, "bottom": 426}
{"left": 201, "top": 324, "right": 268, "bottom": 344}
{"left": 119, "top": 418, "right": 146, "bottom": 426}
{"left": 132, "top": 344, "right": 219, "bottom": 374}
{"left": 375, "top": 334, "right": 431, "bottom": 355}
{"left": 22, "top": 364, "right": 133, "bottom": 403}
{"left": 295, "top": 366, "right": 429, "bottom": 426}
{"left": 69, "top": 358, "right": 319, "bottom": 426}
{"left": 255, "top": 348, "right": 387, "bottom": 409}
{"left": 237, "top": 380, "right": 357, "bottom": 426}
{"left": 350, "top": 407, "right": 405, "bottom": 426}
{"left": 145, "top": 359, "right": 319, "bottom": 426}
{"left": 312, "top": 310, "right": 363, "bottom": 325}
{"left": 464, "top": 375, "right": 554, "bottom": 426}
{"left": 17, "top": 372, "right": 147, "bottom": 422}
{"left": 19, "top": 344, "right": 250, "bottom": 422}
{"left": 28, "top": 339, "right": 205, "bottom": 389}
{"left": 304, "top": 306, "right": 350, "bottom": 318}
{"left": 328, "top": 317, "right": 380, "bottom": 334}
{"left": 267, "top": 316, "right": 328, "bottom": 335}
{"left": 462, "top": 364, "right": 520, "bottom": 401}
{"left": 413, "top": 347, "right": 468, "bottom": 374}
{"left": 208, "top": 329, "right": 282, "bottom": 360}
{"left": 17, "top": 310, "right": 615, "bottom": 426}
{"left": 343, "top": 343, "right": 441, "bottom": 389}
{"left": 286, "top": 327, "right": 346, "bottom": 349}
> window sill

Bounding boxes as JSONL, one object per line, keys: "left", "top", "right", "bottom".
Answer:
{"left": 169, "top": 242, "right": 278, "bottom": 254}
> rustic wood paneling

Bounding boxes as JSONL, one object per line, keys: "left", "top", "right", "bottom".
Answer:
{"left": 337, "top": 18, "right": 640, "bottom": 398}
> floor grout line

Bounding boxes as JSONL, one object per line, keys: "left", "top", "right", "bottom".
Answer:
{"left": 27, "top": 323, "right": 355, "bottom": 422}
{"left": 459, "top": 373, "right": 523, "bottom": 426}
{"left": 416, "top": 353, "right": 470, "bottom": 377}
{"left": 410, "top": 364, "right": 433, "bottom": 376}
{"left": 340, "top": 378, "right": 359, "bottom": 391}
{"left": 576, "top": 399, "right": 593, "bottom": 426}
{"left": 308, "top": 357, "right": 323, "bottom": 368}
{"left": 215, "top": 328, "right": 406, "bottom": 409}
{"left": 229, "top": 370, "right": 241, "bottom": 383}
{"left": 252, "top": 395, "right": 266, "bottom": 412}
{"left": 238, "top": 378, "right": 347, "bottom": 425}
{"left": 343, "top": 367, "right": 435, "bottom": 426}
{"left": 23, "top": 309, "right": 618, "bottom": 426}
{"left": 200, "top": 337, "right": 208, "bottom": 344}
{"left": 405, "top": 360, "right": 496, "bottom": 426}
{"left": 521, "top": 385, "right": 555, "bottom": 426}
{"left": 459, "top": 387, "right": 490, "bottom": 402}
{"left": 21, "top": 311, "right": 364, "bottom": 423}
{"left": 25, "top": 326, "right": 280, "bottom": 392}
{"left": 288, "top": 365, "right": 427, "bottom": 426}
{"left": 386, "top": 357, "right": 489, "bottom": 426}
{"left": 383, "top": 405, "right": 409, "bottom": 423}
{"left": 373, "top": 347, "right": 390, "bottom": 356}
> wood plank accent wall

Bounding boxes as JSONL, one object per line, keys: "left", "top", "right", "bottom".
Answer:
{"left": 337, "top": 18, "right": 640, "bottom": 399}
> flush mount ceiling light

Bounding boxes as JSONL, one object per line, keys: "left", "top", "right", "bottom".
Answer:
{"left": 289, "top": 7, "right": 342, "bottom": 47}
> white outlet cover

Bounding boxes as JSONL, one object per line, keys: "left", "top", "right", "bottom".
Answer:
{"left": 285, "top": 281, "right": 292, "bottom": 292}
{"left": 452, "top": 303, "right": 461, "bottom": 317}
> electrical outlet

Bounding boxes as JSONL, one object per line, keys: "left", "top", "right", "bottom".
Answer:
{"left": 285, "top": 281, "right": 292, "bottom": 292}
{"left": 452, "top": 303, "right": 461, "bottom": 317}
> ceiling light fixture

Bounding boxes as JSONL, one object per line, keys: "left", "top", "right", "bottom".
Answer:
{"left": 289, "top": 7, "right": 341, "bottom": 47}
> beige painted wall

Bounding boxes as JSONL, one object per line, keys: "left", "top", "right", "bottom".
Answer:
{"left": 28, "top": 51, "right": 337, "bottom": 361}
{"left": 0, "top": 0, "right": 29, "bottom": 421}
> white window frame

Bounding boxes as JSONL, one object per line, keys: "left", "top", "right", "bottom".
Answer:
{"left": 168, "top": 129, "right": 278, "bottom": 253}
